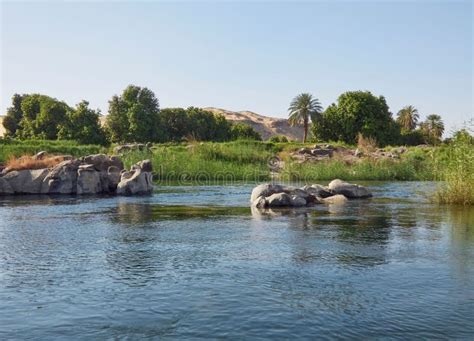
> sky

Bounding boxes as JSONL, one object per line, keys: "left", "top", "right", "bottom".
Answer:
{"left": 1, "top": 0, "right": 472, "bottom": 135}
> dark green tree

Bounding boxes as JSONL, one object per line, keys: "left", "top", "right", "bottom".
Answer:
{"left": 58, "top": 101, "right": 108, "bottom": 145}
{"left": 3, "top": 94, "right": 25, "bottom": 136}
{"left": 312, "top": 91, "right": 398, "bottom": 145}
{"left": 105, "top": 85, "right": 162, "bottom": 143}
{"left": 230, "top": 123, "right": 262, "bottom": 141}
{"left": 420, "top": 114, "right": 445, "bottom": 145}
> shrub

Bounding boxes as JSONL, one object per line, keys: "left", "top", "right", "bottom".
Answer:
{"left": 5, "top": 154, "right": 67, "bottom": 171}
{"left": 268, "top": 135, "right": 289, "bottom": 143}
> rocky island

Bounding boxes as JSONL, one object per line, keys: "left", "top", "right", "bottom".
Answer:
{"left": 0, "top": 152, "right": 153, "bottom": 196}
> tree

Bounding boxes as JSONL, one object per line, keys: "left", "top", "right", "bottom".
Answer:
{"left": 420, "top": 114, "right": 444, "bottom": 145}
{"left": 186, "top": 107, "right": 232, "bottom": 141}
{"left": 288, "top": 93, "right": 323, "bottom": 143}
{"left": 8, "top": 94, "right": 70, "bottom": 140}
{"left": 105, "top": 85, "right": 162, "bottom": 143}
{"left": 396, "top": 105, "right": 419, "bottom": 131}
{"left": 3, "top": 94, "right": 25, "bottom": 137}
{"left": 58, "top": 101, "right": 108, "bottom": 145}
{"left": 230, "top": 123, "right": 262, "bottom": 141}
{"left": 312, "top": 91, "right": 398, "bottom": 146}
{"left": 160, "top": 108, "right": 189, "bottom": 141}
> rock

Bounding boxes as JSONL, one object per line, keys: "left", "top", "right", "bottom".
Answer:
{"left": 77, "top": 167, "right": 101, "bottom": 195}
{"left": 0, "top": 177, "right": 13, "bottom": 195}
{"left": 266, "top": 192, "right": 291, "bottom": 207}
{"left": 301, "top": 184, "right": 333, "bottom": 198}
{"left": 290, "top": 195, "right": 307, "bottom": 207}
{"left": 354, "top": 148, "right": 363, "bottom": 157}
{"left": 311, "top": 148, "right": 333, "bottom": 157}
{"left": 116, "top": 160, "right": 154, "bottom": 196}
{"left": 137, "top": 159, "right": 153, "bottom": 172}
{"left": 322, "top": 194, "right": 348, "bottom": 205}
{"left": 41, "top": 160, "right": 81, "bottom": 194}
{"left": 3, "top": 169, "right": 49, "bottom": 194}
{"left": 250, "top": 183, "right": 284, "bottom": 203}
{"left": 328, "top": 179, "right": 372, "bottom": 198}
{"left": 252, "top": 196, "right": 267, "bottom": 208}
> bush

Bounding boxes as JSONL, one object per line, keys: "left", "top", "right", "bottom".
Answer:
{"left": 268, "top": 135, "right": 289, "bottom": 143}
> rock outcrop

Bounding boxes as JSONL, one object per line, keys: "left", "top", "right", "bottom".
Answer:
{"left": 0, "top": 153, "right": 153, "bottom": 196}
{"left": 116, "top": 160, "right": 154, "bottom": 196}
{"left": 250, "top": 179, "right": 371, "bottom": 208}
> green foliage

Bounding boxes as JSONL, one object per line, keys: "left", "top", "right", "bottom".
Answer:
{"left": 268, "top": 135, "right": 289, "bottom": 143}
{"left": 57, "top": 101, "right": 108, "bottom": 145}
{"left": 230, "top": 123, "right": 262, "bottom": 141}
{"left": 4, "top": 94, "right": 71, "bottom": 140}
{"left": 186, "top": 107, "right": 232, "bottom": 141}
{"left": 288, "top": 93, "right": 323, "bottom": 142}
{"left": 0, "top": 139, "right": 105, "bottom": 163}
{"left": 313, "top": 91, "right": 399, "bottom": 146}
{"left": 396, "top": 105, "right": 419, "bottom": 131}
{"left": 105, "top": 85, "right": 162, "bottom": 143}
{"left": 433, "top": 128, "right": 474, "bottom": 205}
{"left": 420, "top": 114, "right": 445, "bottom": 145}
{"left": 399, "top": 129, "right": 425, "bottom": 146}
{"left": 3, "top": 94, "right": 25, "bottom": 136}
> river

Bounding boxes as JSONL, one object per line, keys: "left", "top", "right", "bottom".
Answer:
{"left": 0, "top": 182, "right": 473, "bottom": 339}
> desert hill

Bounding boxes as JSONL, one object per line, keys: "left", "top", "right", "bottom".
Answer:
{"left": 204, "top": 107, "right": 303, "bottom": 141}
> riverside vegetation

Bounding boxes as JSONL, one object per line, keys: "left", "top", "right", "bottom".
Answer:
{"left": 2, "top": 85, "right": 472, "bottom": 204}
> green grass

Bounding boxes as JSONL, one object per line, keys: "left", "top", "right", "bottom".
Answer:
{"left": 120, "top": 140, "right": 280, "bottom": 183}
{"left": 0, "top": 138, "right": 105, "bottom": 163}
{"left": 0, "top": 138, "right": 445, "bottom": 184}
{"left": 432, "top": 133, "right": 474, "bottom": 205}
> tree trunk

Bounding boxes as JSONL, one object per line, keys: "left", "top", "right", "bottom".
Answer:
{"left": 303, "top": 120, "right": 308, "bottom": 143}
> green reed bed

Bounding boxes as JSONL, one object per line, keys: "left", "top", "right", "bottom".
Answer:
{"left": 121, "top": 140, "right": 279, "bottom": 182}
{"left": 433, "top": 132, "right": 474, "bottom": 205}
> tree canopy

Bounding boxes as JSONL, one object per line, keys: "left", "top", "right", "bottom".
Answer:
{"left": 312, "top": 91, "right": 398, "bottom": 146}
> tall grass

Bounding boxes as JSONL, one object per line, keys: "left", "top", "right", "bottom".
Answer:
{"left": 280, "top": 157, "right": 433, "bottom": 182}
{"left": 121, "top": 140, "right": 279, "bottom": 183}
{"left": 433, "top": 131, "right": 474, "bottom": 205}
{"left": 0, "top": 139, "right": 105, "bottom": 163}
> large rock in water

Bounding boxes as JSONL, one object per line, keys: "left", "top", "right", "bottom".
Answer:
{"left": 250, "top": 180, "right": 372, "bottom": 208}
{"left": 41, "top": 160, "right": 81, "bottom": 194}
{"left": 2, "top": 169, "right": 49, "bottom": 194}
{"left": 77, "top": 164, "right": 102, "bottom": 194}
{"left": 116, "top": 160, "right": 154, "bottom": 196}
{"left": 328, "top": 179, "right": 372, "bottom": 198}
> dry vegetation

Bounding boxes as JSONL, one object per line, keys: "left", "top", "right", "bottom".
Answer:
{"left": 5, "top": 154, "right": 67, "bottom": 171}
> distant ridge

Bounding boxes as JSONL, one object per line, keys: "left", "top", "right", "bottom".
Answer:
{"left": 204, "top": 107, "right": 304, "bottom": 141}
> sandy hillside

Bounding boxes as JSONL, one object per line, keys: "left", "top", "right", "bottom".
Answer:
{"left": 204, "top": 107, "right": 304, "bottom": 141}
{"left": 0, "top": 117, "right": 5, "bottom": 137}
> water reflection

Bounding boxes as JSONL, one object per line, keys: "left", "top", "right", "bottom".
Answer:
{"left": 111, "top": 203, "right": 250, "bottom": 225}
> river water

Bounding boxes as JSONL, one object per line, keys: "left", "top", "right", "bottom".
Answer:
{"left": 0, "top": 182, "right": 473, "bottom": 339}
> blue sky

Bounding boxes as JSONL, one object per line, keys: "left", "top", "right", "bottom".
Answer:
{"left": 1, "top": 1, "right": 472, "bottom": 135}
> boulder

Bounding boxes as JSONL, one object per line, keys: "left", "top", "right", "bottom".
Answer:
{"left": 0, "top": 177, "right": 13, "bottom": 195}
{"left": 32, "top": 151, "right": 47, "bottom": 160}
{"left": 301, "top": 184, "right": 333, "bottom": 198}
{"left": 116, "top": 160, "right": 154, "bottom": 196}
{"left": 322, "top": 194, "right": 348, "bottom": 205}
{"left": 77, "top": 166, "right": 102, "bottom": 194}
{"left": 41, "top": 160, "right": 81, "bottom": 194}
{"left": 250, "top": 183, "right": 284, "bottom": 203}
{"left": 266, "top": 192, "right": 291, "bottom": 207}
{"left": 81, "top": 154, "right": 124, "bottom": 172}
{"left": 2, "top": 169, "right": 49, "bottom": 194}
{"left": 290, "top": 195, "right": 307, "bottom": 207}
{"left": 328, "top": 179, "right": 372, "bottom": 198}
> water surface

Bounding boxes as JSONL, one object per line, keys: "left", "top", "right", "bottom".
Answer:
{"left": 0, "top": 182, "right": 473, "bottom": 339}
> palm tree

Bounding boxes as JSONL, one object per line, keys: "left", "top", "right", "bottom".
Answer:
{"left": 396, "top": 105, "right": 419, "bottom": 131}
{"left": 288, "top": 93, "right": 323, "bottom": 142}
{"left": 421, "top": 114, "right": 445, "bottom": 144}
